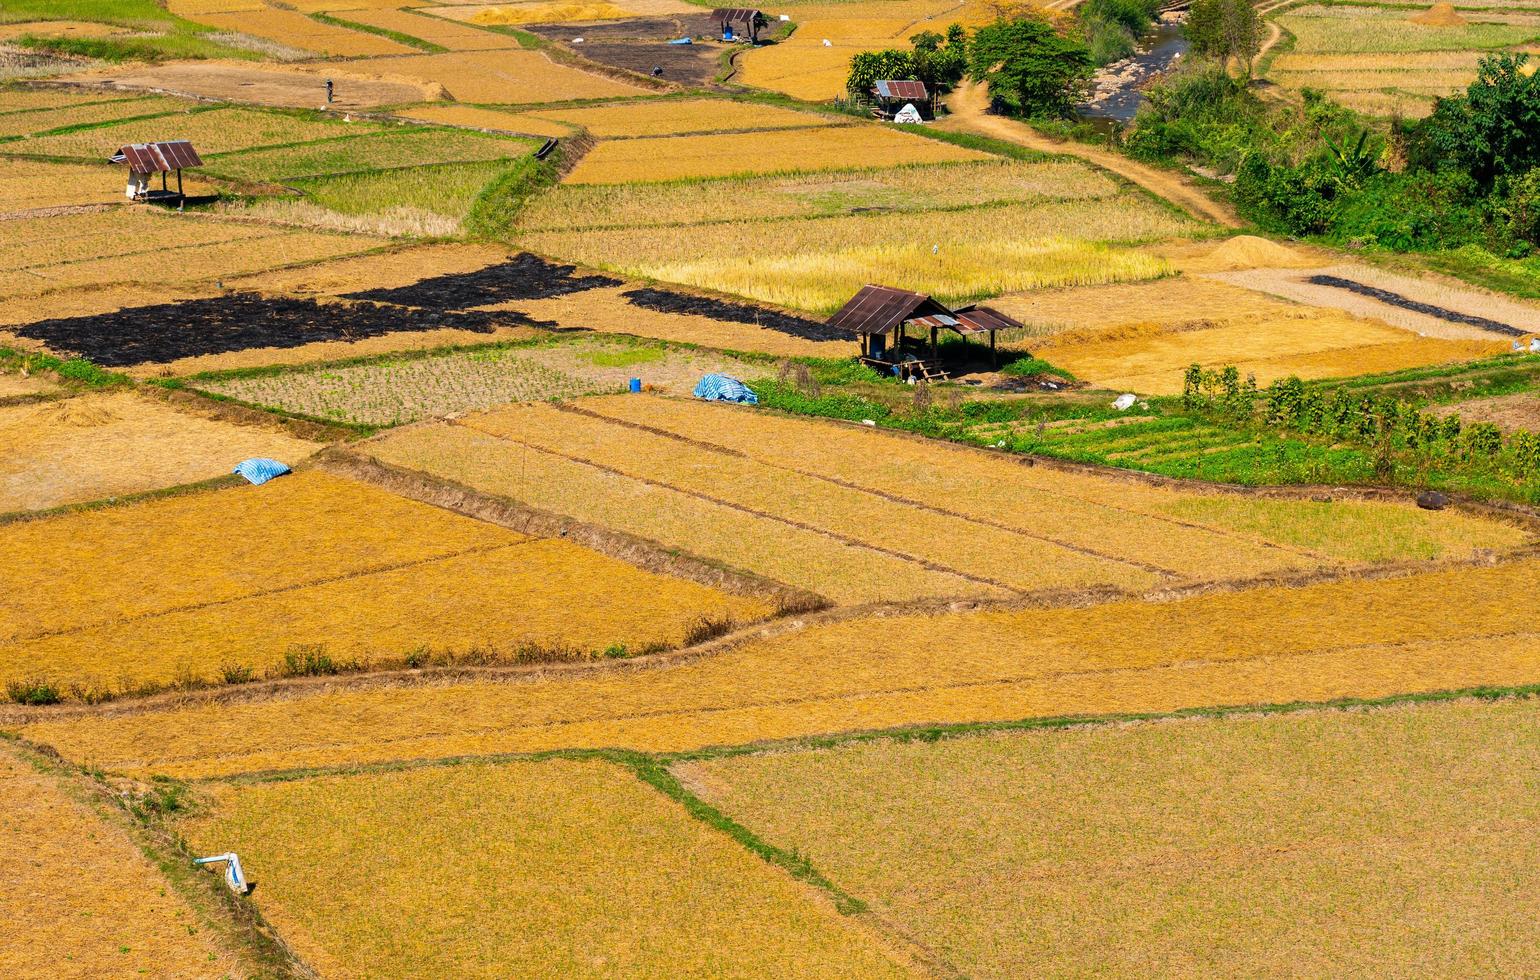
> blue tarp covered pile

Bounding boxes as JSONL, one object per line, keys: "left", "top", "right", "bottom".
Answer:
{"left": 693, "top": 373, "right": 758, "bottom": 404}
{"left": 233, "top": 458, "right": 292, "bottom": 485}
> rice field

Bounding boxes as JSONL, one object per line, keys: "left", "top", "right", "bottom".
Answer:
{"left": 331, "top": 7, "right": 520, "bottom": 49}
{"left": 194, "top": 336, "right": 774, "bottom": 425}
{"left": 397, "top": 102, "right": 575, "bottom": 137}
{"left": 453, "top": 2, "right": 634, "bottom": 25}
{"left": 0, "top": 391, "right": 320, "bottom": 514}
{"left": 522, "top": 195, "right": 1193, "bottom": 313}
{"left": 0, "top": 94, "right": 193, "bottom": 138}
{"left": 0, "top": 86, "right": 142, "bottom": 113}
{"left": 0, "top": 743, "right": 239, "bottom": 978}
{"left": 0, "top": 159, "right": 193, "bottom": 212}
{"left": 1276, "top": 6, "right": 1540, "bottom": 54}
{"left": 563, "top": 124, "right": 990, "bottom": 185}
{"left": 682, "top": 696, "right": 1540, "bottom": 976}
{"left": 527, "top": 98, "right": 839, "bottom": 137}
{"left": 201, "top": 127, "right": 533, "bottom": 182}
{"left": 174, "top": 758, "right": 908, "bottom": 978}
{"left": 342, "top": 50, "right": 647, "bottom": 103}
{"left": 0, "top": 470, "right": 769, "bottom": 697}
{"left": 189, "top": 8, "right": 415, "bottom": 55}
{"left": 516, "top": 159, "right": 1119, "bottom": 231}
{"left": 12, "top": 105, "right": 382, "bottom": 159}
{"left": 27, "top": 556, "right": 1540, "bottom": 778}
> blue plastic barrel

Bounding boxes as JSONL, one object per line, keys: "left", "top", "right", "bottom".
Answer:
{"left": 629, "top": 377, "right": 642, "bottom": 393}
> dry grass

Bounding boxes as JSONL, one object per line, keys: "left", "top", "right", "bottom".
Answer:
{"left": 1, "top": 210, "right": 277, "bottom": 273}
{"left": 1329, "top": 89, "right": 1439, "bottom": 118}
{"left": 222, "top": 241, "right": 509, "bottom": 296}
{"left": 564, "top": 124, "right": 989, "bottom": 184}
{"left": 396, "top": 102, "right": 575, "bottom": 138}
{"left": 988, "top": 274, "right": 1310, "bottom": 334}
{"left": 516, "top": 159, "right": 1118, "bottom": 231}
{"left": 0, "top": 159, "right": 197, "bottom": 211}
{"left": 191, "top": 9, "right": 415, "bottom": 55}
{"left": 0, "top": 284, "right": 219, "bottom": 331}
{"left": 0, "top": 94, "right": 191, "bottom": 138}
{"left": 462, "top": 402, "right": 1162, "bottom": 593}
{"left": 0, "top": 391, "right": 320, "bottom": 513}
{"left": 28, "top": 557, "right": 1540, "bottom": 778}
{"left": 0, "top": 743, "right": 239, "bottom": 978}
{"left": 682, "top": 696, "right": 1540, "bottom": 976}
{"left": 529, "top": 98, "right": 838, "bottom": 137}
{"left": 342, "top": 50, "right": 647, "bottom": 103}
{"left": 13, "top": 105, "right": 381, "bottom": 159}
{"left": 522, "top": 196, "right": 1190, "bottom": 313}
{"left": 1277, "top": 5, "right": 1540, "bottom": 53}
{"left": 174, "top": 758, "right": 909, "bottom": 978}
{"left": 466, "top": 2, "right": 633, "bottom": 24}
{"left": 0, "top": 470, "right": 768, "bottom": 695}
{"left": 201, "top": 127, "right": 530, "bottom": 181}
{"left": 367, "top": 420, "right": 994, "bottom": 604}
{"left": 514, "top": 284, "right": 851, "bottom": 357}
{"left": 198, "top": 336, "right": 773, "bottom": 425}
{"left": 0, "top": 87, "right": 141, "bottom": 113}
{"left": 335, "top": 7, "right": 520, "bottom": 49}
{"left": 583, "top": 394, "right": 1524, "bottom": 568}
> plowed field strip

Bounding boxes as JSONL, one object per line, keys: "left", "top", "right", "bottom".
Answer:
{"left": 555, "top": 402, "right": 1181, "bottom": 579}
{"left": 455, "top": 418, "right": 1022, "bottom": 594}
{"left": 5, "top": 541, "right": 529, "bottom": 647}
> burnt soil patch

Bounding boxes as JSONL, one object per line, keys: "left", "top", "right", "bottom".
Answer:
{"left": 525, "top": 15, "right": 718, "bottom": 42}
{"left": 16, "top": 294, "right": 539, "bottom": 367}
{"left": 344, "top": 252, "right": 619, "bottom": 309}
{"left": 1307, "top": 274, "right": 1529, "bottom": 337}
{"left": 622, "top": 287, "right": 846, "bottom": 342}
{"left": 566, "top": 41, "right": 720, "bottom": 86}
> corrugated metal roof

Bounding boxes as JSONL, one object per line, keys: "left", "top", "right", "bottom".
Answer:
{"left": 712, "top": 7, "right": 762, "bottom": 23}
{"left": 110, "top": 141, "right": 202, "bottom": 173}
{"left": 873, "top": 80, "right": 928, "bottom": 100}
{"left": 954, "top": 305, "right": 1024, "bottom": 334}
{"left": 906, "top": 313, "right": 960, "bottom": 330}
{"left": 827, "top": 284, "right": 953, "bottom": 336}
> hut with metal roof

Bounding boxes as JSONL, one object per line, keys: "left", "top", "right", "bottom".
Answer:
{"left": 711, "top": 7, "right": 766, "bottom": 42}
{"left": 871, "top": 79, "right": 932, "bottom": 119}
{"left": 110, "top": 140, "right": 202, "bottom": 203}
{"left": 828, "top": 285, "right": 1021, "bottom": 379}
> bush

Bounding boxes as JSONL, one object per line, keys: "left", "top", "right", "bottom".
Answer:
{"left": 6, "top": 679, "right": 61, "bottom": 705}
{"left": 968, "top": 17, "right": 1094, "bottom": 119}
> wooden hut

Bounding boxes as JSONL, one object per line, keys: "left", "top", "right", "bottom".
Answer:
{"left": 110, "top": 140, "right": 202, "bottom": 203}
{"left": 871, "top": 79, "right": 931, "bottom": 120}
{"left": 828, "top": 286, "right": 1022, "bottom": 379}
{"left": 711, "top": 7, "right": 766, "bottom": 42}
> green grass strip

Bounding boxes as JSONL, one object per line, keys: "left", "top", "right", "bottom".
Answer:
{"left": 309, "top": 11, "right": 448, "bottom": 53}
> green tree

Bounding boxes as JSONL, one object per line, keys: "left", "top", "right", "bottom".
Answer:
{"left": 967, "top": 17, "right": 1093, "bottom": 118}
{"left": 1185, "top": 0, "right": 1263, "bottom": 77}
{"left": 1408, "top": 53, "right": 1540, "bottom": 189}
{"left": 846, "top": 48, "right": 917, "bottom": 96}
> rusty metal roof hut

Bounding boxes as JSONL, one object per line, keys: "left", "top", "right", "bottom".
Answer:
{"left": 829, "top": 286, "right": 1023, "bottom": 380}
{"left": 871, "top": 79, "right": 932, "bottom": 119}
{"left": 712, "top": 7, "right": 766, "bottom": 42}
{"left": 110, "top": 140, "right": 202, "bottom": 204}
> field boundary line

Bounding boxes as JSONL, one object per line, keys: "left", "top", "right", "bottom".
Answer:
{"left": 12, "top": 541, "right": 1540, "bottom": 724}
{"left": 0, "top": 733, "right": 319, "bottom": 978}
{"left": 455, "top": 416, "right": 1029, "bottom": 595}
{"left": 558, "top": 401, "right": 1188, "bottom": 579}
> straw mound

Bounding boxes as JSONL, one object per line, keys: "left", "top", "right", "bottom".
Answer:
{"left": 1410, "top": 3, "right": 1467, "bottom": 27}
{"left": 1204, "top": 235, "right": 1315, "bottom": 271}
{"left": 29, "top": 398, "right": 119, "bottom": 428}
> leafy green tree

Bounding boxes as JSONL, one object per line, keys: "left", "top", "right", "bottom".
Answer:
{"left": 1408, "top": 53, "right": 1540, "bottom": 189}
{"left": 967, "top": 17, "right": 1093, "bottom": 118}
{"left": 846, "top": 49, "right": 917, "bottom": 95}
{"left": 1185, "top": 0, "right": 1263, "bottom": 77}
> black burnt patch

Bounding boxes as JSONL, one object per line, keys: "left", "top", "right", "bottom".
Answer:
{"left": 1306, "top": 274, "right": 1528, "bottom": 337}
{"left": 621, "top": 287, "right": 846, "bottom": 342}
{"left": 342, "top": 253, "right": 620, "bottom": 309}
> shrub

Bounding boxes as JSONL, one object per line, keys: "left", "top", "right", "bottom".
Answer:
{"left": 6, "top": 679, "right": 61, "bottom": 705}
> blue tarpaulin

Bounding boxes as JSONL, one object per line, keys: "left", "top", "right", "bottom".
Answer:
{"left": 693, "top": 373, "right": 758, "bottom": 404}
{"left": 233, "top": 458, "right": 292, "bottom": 485}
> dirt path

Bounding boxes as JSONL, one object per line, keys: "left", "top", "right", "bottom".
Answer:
{"left": 937, "top": 80, "right": 1242, "bottom": 227}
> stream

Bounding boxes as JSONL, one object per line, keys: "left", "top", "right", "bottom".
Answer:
{"left": 1076, "top": 15, "right": 1190, "bottom": 129}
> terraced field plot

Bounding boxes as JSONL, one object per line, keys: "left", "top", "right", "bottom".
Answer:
{"left": 0, "top": 93, "right": 192, "bottom": 138}
{"left": 194, "top": 335, "right": 775, "bottom": 425}
{"left": 528, "top": 97, "right": 839, "bottom": 137}
{"left": 0, "top": 159, "right": 199, "bottom": 212}
{"left": 0, "top": 743, "right": 239, "bottom": 978}
{"left": 397, "top": 102, "right": 575, "bottom": 137}
{"left": 10, "top": 105, "right": 383, "bottom": 159}
{"left": 330, "top": 6, "right": 520, "bottom": 49}
{"left": 523, "top": 193, "right": 1192, "bottom": 313}
{"left": 188, "top": 7, "right": 414, "bottom": 55}
{"left": 360, "top": 396, "right": 1521, "bottom": 605}
{"left": 0, "top": 86, "right": 143, "bottom": 112}
{"left": 0, "top": 390, "right": 320, "bottom": 513}
{"left": 0, "top": 470, "right": 768, "bottom": 698}
{"left": 174, "top": 758, "right": 908, "bottom": 977}
{"left": 563, "top": 124, "right": 989, "bottom": 184}
{"left": 343, "top": 49, "right": 648, "bottom": 103}
{"left": 683, "top": 696, "right": 1540, "bottom": 976}
{"left": 28, "top": 555, "right": 1540, "bottom": 778}
{"left": 201, "top": 127, "right": 532, "bottom": 181}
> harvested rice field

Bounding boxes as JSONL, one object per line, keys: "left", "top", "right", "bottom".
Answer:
{"left": 0, "top": 390, "right": 320, "bottom": 513}
{"left": 0, "top": 470, "right": 768, "bottom": 697}
{"left": 193, "top": 335, "right": 775, "bottom": 425}
{"left": 187, "top": 8, "right": 415, "bottom": 55}
{"left": 0, "top": 93, "right": 193, "bottom": 138}
{"left": 173, "top": 758, "right": 909, "bottom": 977}
{"left": 29, "top": 556, "right": 1540, "bottom": 778}
{"left": 397, "top": 102, "right": 575, "bottom": 137}
{"left": 523, "top": 195, "right": 1193, "bottom": 313}
{"left": 528, "top": 98, "right": 839, "bottom": 137}
{"left": 683, "top": 695, "right": 1540, "bottom": 976}
{"left": 341, "top": 50, "right": 647, "bottom": 103}
{"left": 10, "top": 105, "right": 383, "bottom": 159}
{"left": 330, "top": 7, "right": 520, "bottom": 49}
{"left": 564, "top": 124, "right": 989, "bottom": 184}
{"left": 0, "top": 160, "right": 175, "bottom": 212}
{"left": 200, "top": 127, "right": 533, "bottom": 182}
{"left": 57, "top": 62, "right": 439, "bottom": 110}
{"left": 358, "top": 396, "right": 1522, "bottom": 604}
{"left": 517, "top": 158, "right": 1119, "bottom": 231}
{"left": 0, "top": 743, "right": 239, "bottom": 978}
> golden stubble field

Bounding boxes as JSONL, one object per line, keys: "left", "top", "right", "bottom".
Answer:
{"left": 681, "top": 695, "right": 1540, "bottom": 976}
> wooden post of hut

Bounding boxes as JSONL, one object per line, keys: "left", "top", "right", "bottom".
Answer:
{"left": 826, "top": 284, "right": 959, "bottom": 382}
{"left": 110, "top": 141, "right": 202, "bottom": 204}
{"left": 954, "top": 305, "right": 1026, "bottom": 368}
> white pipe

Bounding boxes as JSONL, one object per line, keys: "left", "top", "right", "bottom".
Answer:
{"left": 193, "top": 852, "right": 250, "bottom": 894}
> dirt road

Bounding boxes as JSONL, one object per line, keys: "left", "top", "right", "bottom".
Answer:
{"left": 938, "top": 80, "right": 1242, "bottom": 227}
